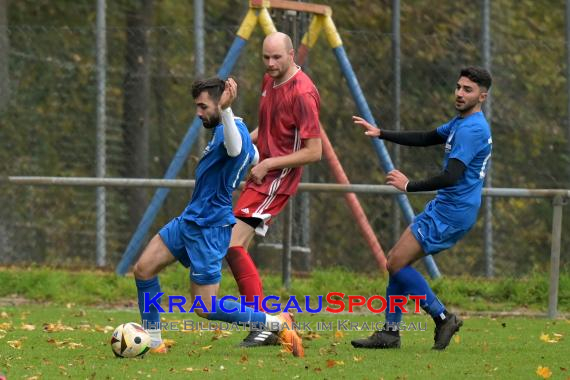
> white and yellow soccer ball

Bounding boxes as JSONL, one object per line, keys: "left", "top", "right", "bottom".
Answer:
{"left": 110, "top": 322, "right": 151, "bottom": 358}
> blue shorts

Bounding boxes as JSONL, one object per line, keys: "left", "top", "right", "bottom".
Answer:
{"left": 158, "top": 217, "right": 232, "bottom": 285}
{"left": 410, "top": 202, "right": 471, "bottom": 255}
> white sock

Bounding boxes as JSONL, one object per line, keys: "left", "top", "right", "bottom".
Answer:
{"left": 147, "top": 328, "right": 162, "bottom": 348}
{"left": 265, "top": 314, "right": 283, "bottom": 331}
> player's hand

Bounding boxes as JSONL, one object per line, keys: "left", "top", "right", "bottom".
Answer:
{"left": 386, "top": 169, "right": 409, "bottom": 192}
{"left": 249, "top": 159, "right": 270, "bottom": 184}
{"left": 219, "top": 78, "right": 237, "bottom": 110}
{"left": 353, "top": 116, "right": 381, "bottom": 137}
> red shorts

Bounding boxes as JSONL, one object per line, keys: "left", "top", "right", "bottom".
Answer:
{"left": 234, "top": 188, "right": 290, "bottom": 236}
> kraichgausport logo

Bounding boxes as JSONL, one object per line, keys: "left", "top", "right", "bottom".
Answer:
{"left": 143, "top": 292, "right": 427, "bottom": 314}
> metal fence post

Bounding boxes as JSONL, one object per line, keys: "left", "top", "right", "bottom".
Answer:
{"left": 95, "top": 0, "right": 107, "bottom": 267}
{"left": 548, "top": 195, "right": 565, "bottom": 319}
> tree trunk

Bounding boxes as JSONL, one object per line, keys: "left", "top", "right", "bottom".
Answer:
{"left": 0, "top": 0, "right": 10, "bottom": 111}
{"left": 121, "top": 0, "right": 153, "bottom": 227}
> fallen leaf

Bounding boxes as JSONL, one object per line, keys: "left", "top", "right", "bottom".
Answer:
{"left": 334, "top": 330, "right": 344, "bottom": 340}
{"left": 0, "top": 312, "right": 8, "bottom": 318}
{"left": 239, "top": 354, "right": 248, "bottom": 363}
{"left": 43, "top": 322, "right": 74, "bottom": 332}
{"left": 8, "top": 340, "right": 22, "bottom": 349}
{"left": 326, "top": 359, "right": 336, "bottom": 368}
{"left": 536, "top": 366, "right": 552, "bottom": 379}
{"left": 454, "top": 335, "right": 461, "bottom": 344}
{"left": 46, "top": 338, "right": 83, "bottom": 349}
{"left": 212, "top": 328, "right": 232, "bottom": 341}
{"left": 0, "top": 323, "right": 12, "bottom": 330}
{"left": 184, "top": 368, "right": 194, "bottom": 372}
{"left": 201, "top": 345, "right": 213, "bottom": 351}
{"left": 94, "top": 325, "right": 114, "bottom": 334}
{"left": 0, "top": 329, "right": 7, "bottom": 339}
{"left": 353, "top": 355, "right": 363, "bottom": 362}
{"left": 163, "top": 339, "right": 176, "bottom": 348}
{"left": 304, "top": 331, "right": 321, "bottom": 341}
{"left": 539, "top": 333, "right": 550, "bottom": 342}
{"left": 21, "top": 324, "right": 36, "bottom": 331}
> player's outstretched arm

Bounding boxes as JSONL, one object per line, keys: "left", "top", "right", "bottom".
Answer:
{"left": 353, "top": 115, "right": 445, "bottom": 147}
{"left": 219, "top": 78, "right": 242, "bottom": 157}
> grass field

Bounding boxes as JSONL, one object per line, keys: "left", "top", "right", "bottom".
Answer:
{"left": 0, "top": 267, "right": 569, "bottom": 379}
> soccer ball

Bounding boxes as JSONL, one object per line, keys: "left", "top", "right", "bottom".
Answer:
{"left": 110, "top": 322, "right": 151, "bottom": 358}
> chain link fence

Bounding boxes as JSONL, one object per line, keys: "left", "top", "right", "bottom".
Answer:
{"left": 0, "top": 0, "right": 568, "bottom": 277}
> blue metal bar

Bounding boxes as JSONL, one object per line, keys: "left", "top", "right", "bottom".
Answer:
{"left": 332, "top": 45, "right": 441, "bottom": 278}
{"left": 116, "top": 36, "right": 249, "bottom": 275}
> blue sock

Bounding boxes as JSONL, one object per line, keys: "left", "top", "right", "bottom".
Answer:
{"left": 207, "top": 299, "right": 267, "bottom": 327}
{"left": 135, "top": 277, "right": 162, "bottom": 329}
{"left": 385, "top": 275, "right": 403, "bottom": 328}
{"left": 391, "top": 266, "right": 446, "bottom": 318}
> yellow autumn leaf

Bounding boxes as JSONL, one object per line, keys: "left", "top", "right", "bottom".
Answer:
{"left": 0, "top": 311, "right": 8, "bottom": 318}
{"left": 539, "top": 333, "right": 550, "bottom": 342}
{"left": 43, "top": 322, "right": 74, "bottom": 332}
{"left": 0, "top": 329, "right": 7, "bottom": 339}
{"left": 20, "top": 324, "right": 36, "bottom": 331}
{"left": 7, "top": 340, "right": 22, "bottom": 349}
{"left": 353, "top": 355, "right": 363, "bottom": 362}
{"left": 0, "top": 322, "right": 12, "bottom": 330}
{"left": 536, "top": 366, "right": 552, "bottom": 379}
{"left": 201, "top": 344, "right": 213, "bottom": 350}
{"left": 304, "top": 331, "right": 321, "bottom": 341}
{"left": 454, "top": 335, "right": 461, "bottom": 344}
{"left": 334, "top": 330, "right": 344, "bottom": 339}
{"left": 163, "top": 339, "right": 176, "bottom": 348}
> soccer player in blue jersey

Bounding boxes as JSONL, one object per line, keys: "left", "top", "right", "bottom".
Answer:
{"left": 351, "top": 66, "right": 492, "bottom": 350}
{"left": 132, "top": 77, "right": 304, "bottom": 357}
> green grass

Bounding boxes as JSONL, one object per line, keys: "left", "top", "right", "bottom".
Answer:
{"left": 0, "top": 304, "right": 568, "bottom": 379}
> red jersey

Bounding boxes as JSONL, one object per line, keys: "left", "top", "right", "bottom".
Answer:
{"left": 245, "top": 68, "right": 321, "bottom": 195}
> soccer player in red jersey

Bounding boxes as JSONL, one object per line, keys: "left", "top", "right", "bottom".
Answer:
{"left": 226, "top": 32, "right": 322, "bottom": 347}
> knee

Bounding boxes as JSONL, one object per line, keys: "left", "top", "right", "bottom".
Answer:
{"left": 386, "top": 253, "right": 401, "bottom": 275}
{"left": 133, "top": 262, "right": 154, "bottom": 280}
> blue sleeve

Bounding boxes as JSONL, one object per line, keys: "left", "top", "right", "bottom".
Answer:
{"left": 448, "top": 125, "right": 484, "bottom": 166}
{"left": 436, "top": 120, "right": 453, "bottom": 138}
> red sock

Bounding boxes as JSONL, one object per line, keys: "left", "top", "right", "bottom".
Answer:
{"left": 226, "top": 246, "right": 264, "bottom": 311}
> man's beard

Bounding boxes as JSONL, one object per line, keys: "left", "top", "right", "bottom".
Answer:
{"left": 202, "top": 115, "right": 220, "bottom": 129}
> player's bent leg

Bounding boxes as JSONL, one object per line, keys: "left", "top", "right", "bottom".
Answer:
{"left": 133, "top": 234, "right": 177, "bottom": 280}
{"left": 227, "top": 219, "right": 266, "bottom": 306}
{"left": 352, "top": 228, "right": 424, "bottom": 350}
{"left": 385, "top": 227, "right": 425, "bottom": 274}
{"left": 192, "top": 280, "right": 303, "bottom": 357}
{"left": 133, "top": 234, "right": 177, "bottom": 353}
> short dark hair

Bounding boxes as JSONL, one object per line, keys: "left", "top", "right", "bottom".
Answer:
{"left": 459, "top": 66, "right": 492, "bottom": 90}
{"left": 191, "top": 77, "right": 225, "bottom": 102}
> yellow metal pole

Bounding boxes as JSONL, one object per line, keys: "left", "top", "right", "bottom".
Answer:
{"left": 258, "top": 7, "right": 278, "bottom": 35}
{"left": 237, "top": 9, "right": 259, "bottom": 40}
{"left": 322, "top": 15, "right": 342, "bottom": 48}
{"left": 301, "top": 15, "right": 323, "bottom": 48}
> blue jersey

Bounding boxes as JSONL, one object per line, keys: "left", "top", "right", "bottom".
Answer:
{"left": 181, "top": 118, "right": 256, "bottom": 227}
{"left": 433, "top": 111, "right": 492, "bottom": 228}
